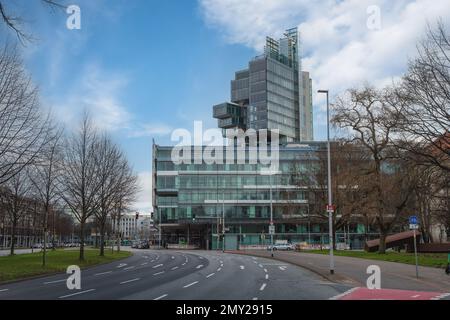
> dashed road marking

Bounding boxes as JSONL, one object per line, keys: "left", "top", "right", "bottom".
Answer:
{"left": 124, "top": 266, "right": 135, "bottom": 271}
{"left": 94, "top": 271, "right": 112, "bottom": 276}
{"left": 279, "top": 266, "right": 287, "bottom": 271}
{"left": 117, "top": 263, "right": 127, "bottom": 268}
{"left": 263, "top": 269, "right": 268, "bottom": 273}
{"left": 154, "top": 294, "right": 168, "bottom": 300}
{"left": 196, "top": 264, "right": 204, "bottom": 269}
{"left": 153, "top": 271, "right": 165, "bottom": 276}
{"left": 183, "top": 281, "right": 199, "bottom": 288}
{"left": 120, "top": 278, "right": 140, "bottom": 285}
{"left": 141, "top": 262, "right": 148, "bottom": 266}
{"left": 153, "top": 264, "right": 163, "bottom": 268}
{"left": 44, "top": 279, "right": 66, "bottom": 284}
{"left": 252, "top": 297, "right": 258, "bottom": 300}
{"left": 0, "top": 289, "right": 9, "bottom": 292}
{"left": 260, "top": 283, "right": 267, "bottom": 291}
{"left": 240, "top": 265, "right": 245, "bottom": 270}
{"left": 217, "top": 267, "right": 222, "bottom": 272}
{"left": 59, "top": 289, "right": 95, "bottom": 299}
{"left": 171, "top": 266, "right": 179, "bottom": 270}
{"left": 265, "top": 274, "right": 269, "bottom": 280}
{"left": 206, "top": 273, "right": 215, "bottom": 278}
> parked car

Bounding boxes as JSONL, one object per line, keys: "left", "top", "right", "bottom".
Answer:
{"left": 267, "top": 243, "right": 295, "bottom": 251}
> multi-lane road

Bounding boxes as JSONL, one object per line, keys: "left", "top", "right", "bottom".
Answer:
{"left": 0, "top": 250, "right": 353, "bottom": 300}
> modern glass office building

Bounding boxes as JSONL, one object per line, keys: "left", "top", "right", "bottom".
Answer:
{"left": 152, "top": 142, "right": 375, "bottom": 250}
{"left": 213, "top": 27, "right": 314, "bottom": 143}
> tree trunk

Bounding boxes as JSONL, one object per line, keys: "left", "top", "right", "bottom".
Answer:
{"left": 99, "top": 224, "right": 105, "bottom": 256}
{"left": 10, "top": 223, "right": 16, "bottom": 255}
{"left": 42, "top": 228, "right": 47, "bottom": 266}
{"left": 378, "top": 232, "right": 387, "bottom": 254}
{"left": 79, "top": 222, "right": 85, "bottom": 261}
{"left": 116, "top": 233, "right": 121, "bottom": 252}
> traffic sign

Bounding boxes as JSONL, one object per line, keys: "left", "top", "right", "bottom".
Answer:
{"left": 326, "top": 205, "right": 336, "bottom": 213}
{"left": 409, "top": 216, "right": 418, "bottom": 225}
{"left": 409, "top": 224, "right": 419, "bottom": 230}
{"left": 269, "top": 225, "right": 275, "bottom": 235}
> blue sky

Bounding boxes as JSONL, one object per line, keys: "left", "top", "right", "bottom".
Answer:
{"left": 1, "top": 0, "right": 449, "bottom": 212}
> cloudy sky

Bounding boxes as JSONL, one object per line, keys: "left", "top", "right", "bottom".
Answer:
{"left": 1, "top": 0, "right": 449, "bottom": 213}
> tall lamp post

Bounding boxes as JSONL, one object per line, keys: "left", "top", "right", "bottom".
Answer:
{"left": 318, "top": 89, "right": 335, "bottom": 275}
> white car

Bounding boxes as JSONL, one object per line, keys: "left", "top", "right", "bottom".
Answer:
{"left": 267, "top": 243, "right": 295, "bottom": 251}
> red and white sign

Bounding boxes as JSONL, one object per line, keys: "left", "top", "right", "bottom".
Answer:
{"left": 326, "top": 205, "right": 336, "bottom": 212}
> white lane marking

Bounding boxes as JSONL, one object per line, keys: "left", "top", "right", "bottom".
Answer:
{"left": 252, "top": 297, "right": 258, "bottom": 300}
{"left": 411, "top": 295, "right": 420, "bottom": 298}
{"left": 153, "top": 271, "right": 165, "bottom": 276}
{"left": 0, "top": 289, "right": 9, "bottom": 292}
{"left": 206, "top": 273, "right": 215, "bottom": 278}
{"left": 153, "top": 264, "right": 163, "bottom": 268}
{"left": 279, "top": 266, "right": 287, "bottom": 271}
{"left": 124, "top": 266, "right": 135, "bottom": 271}
{"left": 141, "top": 262, "right": 148, "bottom": 266}
{"left": 199, "top": 256, "right": 204, "bottom": 259}
{"left": 260, "top": 283, "right": 267, "bottom": 291}
{"left": 196, "top": 264, "right": 204, "bottom": 269}
{"left": 329, "top": 287, "right": 360, "bottom": 300}
{"left": 183, "top": 281, "right": 199, "bottom": 288}
{"left": 59, "top": 289, "right": 95, "bottom": 299}
{"left": 171, "top": 266, "right": 179, "bottom": 270}
{"left": 120, "top": 278, "right": 140, "bottom": 285}
{"left": 265, "top": 274, "right": 269, "bottom": 280}
{"left": 219, "top": 260, "right": 223, "bottom": 264}
{"left": 94, "top": 271, "right": 112, "bottom": 276}
{"left": 258, "top": 264, "right": 263, "bottom": 268}
{"left": 44, "top": 279, "right": 66, "bottom": 284}
{"left": 217, "top": 267, "right": 222, "bottom": 271}
{"left": 182, "top": 263, "right": 186, "bottom": 266}
{"left": 150, "top": 260, "right": 155, "bottom": 263}
{"left": 117, "top": 263, "right": 127, "bottom": 268}
{"left": 253, "top": 261, "right": 258, "bottom": 264}
{"left": 240, "top": 265, "right": 245, "bottom": 270}
{"left": 263, "top": 269, "right": 268, "bottom": 273}
{"left": 154, "top": 294, "right": 168, "bottom": 300}
{"left": 171, "top": 256, "right": 175, "bottom": 259}
{"left": 431, "top": 293, "right": 450, "bottom": 300}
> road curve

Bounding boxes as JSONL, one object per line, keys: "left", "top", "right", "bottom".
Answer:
{"left": 0, "top": 249, "right": 352, "bottom": 300}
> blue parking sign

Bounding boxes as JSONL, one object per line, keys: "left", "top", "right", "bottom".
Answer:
{"left": 409, "top": 216, "right": 418, "bottom": 225}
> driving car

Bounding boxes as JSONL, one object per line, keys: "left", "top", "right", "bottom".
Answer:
{"left": 267, "top": 243, "right": 295, "bottom": 251}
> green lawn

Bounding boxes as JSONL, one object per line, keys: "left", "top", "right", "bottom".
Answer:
{"left": 0, "top": 249, "right": 132, "bottom": 283}
{"left": 304, "top": 250, "right": 449, "bottom": 268}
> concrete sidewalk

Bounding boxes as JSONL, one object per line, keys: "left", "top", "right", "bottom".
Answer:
{"left": 227, "top": 250, "right": 450, "bottom": 293}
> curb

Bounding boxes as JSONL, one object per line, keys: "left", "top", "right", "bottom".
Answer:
{"left": 225, "top": 250, "right": 361, "bottom": 286}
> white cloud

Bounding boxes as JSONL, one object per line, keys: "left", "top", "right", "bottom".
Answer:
{"left": 131, "top": 171, "right": 153, "bottom": 214}
{"left": 199, "top": 0, "right": 450, "bottom": 139}
{"left": 127, "top": 123, "right": 173, "bottom": 138}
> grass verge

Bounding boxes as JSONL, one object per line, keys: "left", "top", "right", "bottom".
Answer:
{"left": 0, "top": 249, "right": 132, "bottom": 283}
{"left": 304, "top": 250, "right": 449, "bottom": 268}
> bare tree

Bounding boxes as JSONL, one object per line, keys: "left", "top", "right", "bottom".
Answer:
{"left": 59, "top": 113, "right": 101, "bottom": 261}
{"left": 111, "top": 164, "right": 139, "bottom": 253}
{"left": 332, "top": 86, "right": 416, "bottom": 253}
{"left": 0, "top": 170, "right": 34, "bottom": 255}
{"left": 28, "top": 126, "right": 63, "bottom": 265}
{"left": 0, "top": 44, "right": 51, "bottom": 185}
{"left": 94, "top": 134, "right": 125, "bottom": 256}
{"left": 395, "top": 21, "right": 450, "bottom": 172}
{"left": 0, "top": 0, "right": 66, "bottom": 43}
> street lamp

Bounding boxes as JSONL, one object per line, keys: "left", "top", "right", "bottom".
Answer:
{"left": 318, "top": 89, "right": 335, "bottom": 275}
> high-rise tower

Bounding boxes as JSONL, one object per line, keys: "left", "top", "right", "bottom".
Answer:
{"left": 213, "top": 27, "right": 314, "bottom": 143}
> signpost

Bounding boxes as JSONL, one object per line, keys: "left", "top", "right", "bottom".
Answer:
{"left": 409, "top": 216, "right": 419, "bottom": 279}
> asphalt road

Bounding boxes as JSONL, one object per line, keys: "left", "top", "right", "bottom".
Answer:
{"left": 0, "top": 250, "right": 352, "bottom": 300}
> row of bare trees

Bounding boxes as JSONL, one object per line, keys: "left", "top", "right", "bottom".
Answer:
{"left": 0, "top": 44, "right": 139, "bottom": 262}
{"left": 326, "top": 21, "right": 449, "bottom": 253}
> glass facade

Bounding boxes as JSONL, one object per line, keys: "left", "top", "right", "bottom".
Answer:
{"left": 153, "top": 142, "right": 379, "bottom": 249}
